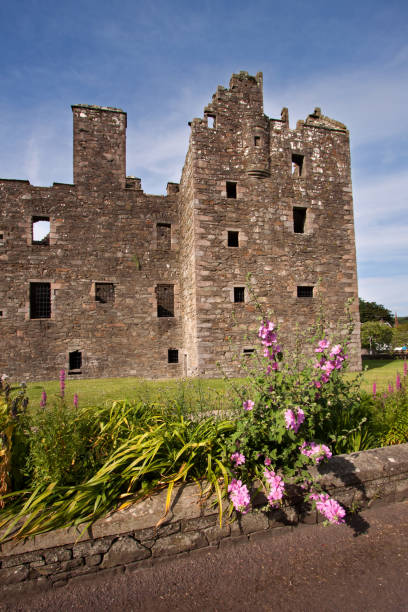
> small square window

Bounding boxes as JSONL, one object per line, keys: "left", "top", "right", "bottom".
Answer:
{"left": 32, "top": 216, "right": 50, "bottom": 245}
{"left": 95, "top": 283, "right": 115, "bottom": 304}
{"left": 0, "top": 311, "right": 3, "bottom": 317}
{"left": 69, "top": 351, "right": 82, "bottom": 372}
{"left": 297, "top": 286, "right": 314, "bottom": 298}
{"left": 243, "top": 348, "right": 255, "bottom": 356}
{"left": 254, "top": 135, "right": 261, "bottom": 147}
{"left": 292, "top": 154, "right": 304, "bottom": 177}
{"left": 30, "top": 282, "right": 51, "bottom": 319}
{"left": 228, "top": 231, "right": 239, "bottom": 247}
{"left": 226, "top": 181, "right": 237, "bottom": 199}
{"left": 0, "top": 233, "right": 4, "bottom": 246}
{"left": 293, "top": 207, "right": 306, "bottom": 233}
{"left": 234, "top": 287, "right": 245, "bottom": 303}
{"left": 168, "top": 349, "right": 179, "bottom": 363}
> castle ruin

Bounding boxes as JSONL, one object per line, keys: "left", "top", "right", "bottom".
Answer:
{"left": 0, "top": 71, "right": 361, "bottom": 381}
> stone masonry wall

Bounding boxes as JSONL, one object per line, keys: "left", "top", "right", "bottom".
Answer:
{"left": 1, "top": 443, "right": 407, "bottom": 598}
{"left": 0, "top": 71, "right": 360, "bottom": 381}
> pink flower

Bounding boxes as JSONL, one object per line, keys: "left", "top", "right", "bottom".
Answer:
{"left": 228, "top": 479, "right": 250, "bottom": 514}
{"left": 231, "top": 452, "right": 245, "bottom": 467}
{"left": 264, "top": 469, "right": 285, "bottom": 507}
{"left": 243, "top": 399, "right": 254, "bottom": 411}
{"left": 40, "top": 390, "right": 47, "bottom": 408}
{"left": 372, "top": 382, "right": 377, "bottom": 397}
{"left": 284, "top": 407, "right": 305, "bottom": 433}
{"left": 300, "top": 441, "right": 332, "bottom": 463}
{"left": 59, "top": 369, "right": 66, "bottom": 398}
{"left": 73, "top": 393, "right": 79, "bottom": 408}
{"left": 315, "top": 339, "right": 330, "bottom": 353}
{"left": 396, "top": 373, "right": 401, "bottom": 390}
{"left": 258, "top": 321, "right": 277, "bottom": 347}
{"left": 264, "top": 457, "right": 272, "bottom": 466}
{"left": 330, "top": 344, "right": 342, "bottom": 356}
{"left": 313, "top": 493, "right": 346, "bottom": 524}
{"left": 404, "top": 361, "right": 407, "bottom": 377}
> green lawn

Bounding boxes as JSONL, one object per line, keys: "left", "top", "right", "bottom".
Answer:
{"left": 23, "top": 357, "right": 407, "bottom": 409}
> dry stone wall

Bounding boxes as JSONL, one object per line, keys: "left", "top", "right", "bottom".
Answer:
{"left": 0, "top": 71, "right": 360, "bottom": 381}
{"left": 1, "top": 443, "right": 407, "bottom": 598}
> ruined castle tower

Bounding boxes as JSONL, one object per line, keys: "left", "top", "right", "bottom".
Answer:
{"left": 0, "top": 72, "right": 360, "bottom": 381}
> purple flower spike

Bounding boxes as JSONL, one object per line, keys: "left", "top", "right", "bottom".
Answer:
{"left": 388, "top": 383, "right": 393, "bottom": 394}
{"left": 396, "top": 373, "right": 401, "bottom": 390}
{"left": 40, "top": 390, "right": 47, "bottom": 408}
{"left": 404, "top": 361, "right": 407, "bottom": 377}
{"left": 73, "top": 393, "right": 79, "bottom": 408}
{"left": 372, "top": 382, "right": 377, "bottom": 397}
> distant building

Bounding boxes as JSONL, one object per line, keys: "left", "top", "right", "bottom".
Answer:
{"left": 0, "top": 71, "right": 361, "bottom": 381}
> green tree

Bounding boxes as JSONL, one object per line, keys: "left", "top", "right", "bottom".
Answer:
{"left": 359, "top": 298, "right": 393, "bottom": 325}
{"left": 392, "top": 323, "right": 408, "bottom": 348}
{"left": 361, "top": 321, "right": 393, "bottom": 353}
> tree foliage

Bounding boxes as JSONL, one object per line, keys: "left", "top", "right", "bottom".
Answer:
{"left": 361, "top": 321, "right": 393, "bottom": 352}
{"left": 359, "top": 298, "right": 393, "bottom": 325}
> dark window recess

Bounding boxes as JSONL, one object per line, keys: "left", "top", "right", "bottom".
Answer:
{"left": 168, "top": 349, "right": 179, "bottom": 363}
{"left": 69, "top": 351, "right": 82, "bottom": 372}
{"left": 226, "top": 181, "right": 237, "bottom": 199}
{"left": 293, "top": 207, "right": 306, "bottom": 233}
{"left": 207, "top": 115, "right": 216, "bottom": 128}
{"left": 30, "top": 282, "right": 51, "bottom": 319}
{"left": 0, "top": 233, "right": 4, "bottom": 246}
{"left": 297, "top": 286, "right": 314, "bottom": 298}
{"left": 157, "top": 223, "right": 171, "bottom": 250}
{"left": 234, "top": 287, "right": 245, "bottom": 303}
{"left": 156, "top": 284, "right": 174, "bottom": 317}
{"left": 254, "top": 135, "right": 261, "bottom": 147}
{"left": 291, "top": 154, "right": 304, "bottom": 177}
{"left": 95, "top": 283, "right": 115, "bottom": 304}
{"left": 32, "top": 216, "right": 50, "bottom": 245}
{"left": 243, "top": 348, "right": 255, "bottom": 355}
{"left": 0, "top": 311, "right": 3, "bottom": 317}
{"left": 228, "top": 231, "right": 239, "bottom": 247}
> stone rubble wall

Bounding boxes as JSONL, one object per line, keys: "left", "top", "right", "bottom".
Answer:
{"left": 1, "top": 443, "right": 408, "bottom": 597}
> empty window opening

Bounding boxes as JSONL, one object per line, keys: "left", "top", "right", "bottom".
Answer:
{"left": 243, "top": 348, "right": 255, "bottom": 356}
{"left": 297, "top": 286, "right": 314, "bottom": 298}
{"left": 95, "top": 283, "right": 115, "bottom": 304}
{"left": 228, "top": 231, "right": 239, "bottom": 247}
{"left": 157, "top": 223, "right": 171, "bottom": 250}
{"left": 32, "top": 216, "right": 50, "bottom": 245}
{"left": 30, "top": 282, "right": 51, "bottom": 319}
{"left": 292, "top": 154, "right": 304, "bottom": 177}
{"left": 168, "top": 349, "right": 179, "bottom": 363}
{"left": 0, "top": 311, "right": 3, "bottom": 317}
{"left": 69, "top": 351, "right": 82, "bottom": 372}
{"left": 234, "top": 287, "right": 245, "bottom": 303}
{"left": 226, "top": 181, "right": 237, "bottom": 199}
{"left": 0, "top": 233, "right": 4, "bottom": 246}
{"left": 207, "top": 115, "right": 216, "bottom": 128}
{"left": 293, "top": 207, "right": 307, "bottom": 233}
{"left": 156, "top": 284, "right": 174, "bottom": 317}
{"left": 254, "top": 135, "right": 261, "bottom": 147}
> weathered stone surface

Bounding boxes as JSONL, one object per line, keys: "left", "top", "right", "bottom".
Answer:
{"left": 231, "top": 512, "right": 269, "bottom": 535}
{"left": 72, "top": 537, "right": 113, "bottom": 558}
{"left": 1, "top": 550, "right": 44, "bottom": 568}
{"left": 152, "top": 531, "right": 207, "bottom": 557}
{"left": 85, "top": 554, "right": 102, "bottom": 567}
{"left": 0, "top": 525, "right": 90, "bottom": 557}
{"left": 202, "top": 524, "right": 230, "bottom": 544}
{"left": 43, "top": 547, "right": 72, "bottom": 563}
{"left": 100, "top": 536, "right": 150, "bottom": 568}
{"left": 0, "top": 70, "right": 360, "bottom": 384}
{"left": 0, "top": 564, "right": 29, "bottom": 584}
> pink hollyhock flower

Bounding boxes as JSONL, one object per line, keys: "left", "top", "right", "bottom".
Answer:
{"left": 264, "top": 457, "right": 272, "bottom": 466}
{"left": 264, "top": 468, "right": 285, "bottom": 507}
{"left": 315, "top": 339, "right": 330, "bottom": 353}
{"left": 300, "top": 441, "right": 332, "bottom": 463}
{"left": 231, "top": 452, "right": 245, "bottom": 467}
{"left": 284, "top": 407, "right": 305, "bottom": 433}
{"left": 228, "top": 479, "right": 250, "bottom": 514}
{"left": 243, "top": 399, "right": 254, "bottom": 411}
{"left": 314, "top": 493, "right": 346, "bottom": 525}
{"left": 330, "top": 344, "right": 342, "bottom": 356}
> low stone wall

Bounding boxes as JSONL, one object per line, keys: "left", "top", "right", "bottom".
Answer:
{"left": 1, "top": 443, "right": 408, "bottom": 598}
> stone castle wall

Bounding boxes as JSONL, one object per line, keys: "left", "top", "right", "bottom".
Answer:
{"left": 0, "top": 71, "right": 361, "bottom": 381}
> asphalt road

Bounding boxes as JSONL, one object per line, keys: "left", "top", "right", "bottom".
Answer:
{"left": 3, "top": 500, "right": 408, "bottom": 612}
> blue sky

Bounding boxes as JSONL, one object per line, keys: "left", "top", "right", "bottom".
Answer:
{"left": 1, "top": 0, "right": 407, "bottom": 314}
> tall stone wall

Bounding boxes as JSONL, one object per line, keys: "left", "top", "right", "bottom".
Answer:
{"left": 0, "top": 71, "right": 360, "bottom": 381}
